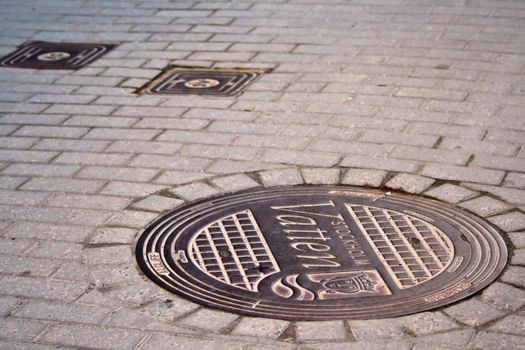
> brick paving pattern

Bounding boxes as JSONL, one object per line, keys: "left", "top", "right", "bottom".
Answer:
{"left": 0, "top": 0, "right": 524, "bottom": 349}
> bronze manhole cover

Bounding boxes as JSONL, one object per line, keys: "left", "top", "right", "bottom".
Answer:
{"left": 138, "top": 67, "right": 267, "bottom": 96}
{"left": 0, "top": 41, "right": 116, "bottom": 70}
{"left": 136, "top": 186, "right": 507, "bottom": 320}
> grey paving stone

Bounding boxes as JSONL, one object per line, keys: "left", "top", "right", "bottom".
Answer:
{"left": 27, "top": 241, "right": 83, "bottom": 261}
{"left": 0, "top": 176, "right": 28, "bottom": 190}
{"left": 462, "top": 183, "right": 525, "bottom": 206}
{"left": 0, "top": 296, "right": 20, "bottom": 316}
{"left": 0, "top": 136, "right": 38, "bottom": 149}
{"left": 107, "top": 282, "right": 167, "bottom": 306}
{"left": 180, "top": 308, "right": 239, "bottom": 332}
{"left": 413, "top": 329, "right": 475, "bottom": 347}
{"left": 0, "top": 276, "right": 88, "bottom": 302}
{"left": 13, "top": 299, "right": 111, "bottom": 324}
{"left": 341, "top": 156, "right": 420, "bottom": 173}
{"left": 90, "top": 227, "right": 138, "bottom": 245}
{"left": 170, "top": 182, "right": 219, "bottom": 201}
{"left": 402, "top": 312, "right": 459, "bottom": 336}
{"left": 14, "top": 125, "right": 89, "bottom": 139}
{"left": 262, "top": 149, "right": 340, "bottom": 167}
{"left": 182, "top": 144, "right": 258, "bottom": 161}
{"left": 360, "top": 130, "right": 439, "bottom": 147}
{"left": 0, "top": 237, "right": 34, "bottom": 255}
{"left": 33, "top": 139, "right": 110, "bottom": 152}
{"left": 207, "top": 160, "right": 284, "bottom": 174}
{"left": 386, "top": 173, "right": 435, "bottom": 194}
{"left": 232, "top": 317, "right": 289, "bottom": 339}
{"left": 54, "top": 152, "right": 132, "bottom": 166}
{"left": 100, "top": 181, "right": 166, "bottom": 197}
{"left": 0, "top": 255, "right": 62, "bottom": 277}
{"left": 106, "top": 140, "right": 182, "bottom": 155}
{"left": 0, "top": 150, "right": 57, "bottom": 163}
{"left": 488, "top": 315, "right": 525, "bottom": 336}
{"left": 84, "top": 127, "right": 161, "bottom": 141}
{"left": 310, "top": 139, "right": 392, "bottom": 157}
{"left": 301, "top": 168, "right": 340, "bottom": 184}
{"left": 342, "top": 168, "right": 387, "bottom": 187}
{"left": 296, "top": 321, "right": 347, "bottom": 341}
{"left": 141, "top": 334, "right": 247, "bottom": 350}
{"left": 509, "top": 231, "right": 525, "bottom": 249}
{"left": 212, "top": 174, "right": 260, "bottom": 192}
{"left": 2, "top": 163, "right": 81, "bottom": 177}
{"left": 489, "top": 212, "right": 525, "bottom": 231}
{"left": 77, "top": 166, "right": 159, "bottom": 182}
{"left": 458, "top": 196, "right": 513, "bottom": 217}
{"left": 21, "top": 177, "right": 105, "bottom": 194}
{"left": 131, "top": 195, "right": 184, "bottom": 212}
{"left": 440, "top": 138, "right": 519, "bottom": 157}
{"left": 5, "top": 222, "right": 93, "bottom": 242}
{"left": 444, "top": 299, "right": 505, "bottom": 326}
{"left": 64, "top": 115, "right": 138, "bottom": 128}
{"left": 501, "top": 266, "right": 525, "bottom": 288}
{"left": 130, "top": 154, "right": 211, "bottom": 171}
{"left": 511, "top": 248, "right": 525, "bottom": 265}
{"left": 421, "top": 163, "right": 504, "bottom": 185}
{"left": 348, "top": 319, "right": 407, "bottom": 340}
{"left": 141, "top": 298, "right": 200, "bottom": 322}
{"left": 504, "top": 172, "right": 525, "bottom": 189}
{"left": 391, "top": 145, "right": 470, "bottom": 165}
{"left": 411, "top": 343, "right": 464, "bottom": 350}
{"left": 259, "top": 168, "right": 303, "bottom": 187}
{"left": 0, "top": 318, "right": 47, "bottom": 342}
{"left": 154, "top": 170, "right": 214, "bottom": 185}
{"left": 91, "top": 263, "right": 143, "bottom": 288}
{"left": 473, "top": 154, "right": 525, "bottom": 173}
{"left": 105, "top": 210, "right": 159, "bottom": 228}
{"left": 0, "top": 190, "right": 49, "bottom": 206}
{"left": 481, "top": 282, "right": 525, "bottom": 310}
{"left": 40, "top": 324, "right": 146, "bottom": 350}
{"left": 158, "top": 130, "right": 234, "bottom": 145}
{"left": 44, "top": 193, "right": 131, "bottom": 211}
{"left": 84, "top": 246, "right": 132, "bottom": 265}
{"left": 471, "top": 331, "right": 525, "bottom": 350}
{"left": 53, "top": 261, "right": 91, "bottom": 282}
{"left": 108, "top": 309, "right": 197, "bottom": 334}
{"left": 0, "top": 341, "right": 59, "bottom": 350}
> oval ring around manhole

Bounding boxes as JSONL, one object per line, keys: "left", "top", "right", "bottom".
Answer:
{"left": 36, "top": 51, "right": 71, "bottom": 61}
{"left": 184, "top": 78, "right": 221, "bottom": 89}
{"left": 135, "top": 186, "right": 508, "bottom": 321}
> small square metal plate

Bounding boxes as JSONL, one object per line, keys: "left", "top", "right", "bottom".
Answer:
{"left": 139, "top": 67, "right": 267, "bottom": 96}
{"left": 0, "top": 41, "right": 116, "bottom": 70}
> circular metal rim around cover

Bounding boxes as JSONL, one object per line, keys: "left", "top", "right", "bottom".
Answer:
{"left": 135, "top": 186, "right": 508, "bottom": 321}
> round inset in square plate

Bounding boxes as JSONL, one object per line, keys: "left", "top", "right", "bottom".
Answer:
{"left": 136, "top": 186, "right": 508, "bottom": 320}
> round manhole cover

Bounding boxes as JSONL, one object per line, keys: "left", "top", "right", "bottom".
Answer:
{"left": 136, "top": 186, "right": 507, "bottom": 320}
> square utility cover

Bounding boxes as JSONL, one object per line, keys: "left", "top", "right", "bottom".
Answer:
{"left": 0, "top": 41, "right": 116, "bottom": 70}
{"left": 139, "top": 67, "right": 267, "bottom": 96}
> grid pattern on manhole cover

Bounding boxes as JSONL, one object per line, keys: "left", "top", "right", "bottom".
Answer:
{"left": 190, "top": 210, "right": 280, "bottom": 292}
{"left": 136, "top": 186, "right": 507, "bottom": 321}
{"left": 138, "top": 67, "right": 267, "bottom": 96}
{"left": 0, "top": 41, "right": 116, "bottom": 70}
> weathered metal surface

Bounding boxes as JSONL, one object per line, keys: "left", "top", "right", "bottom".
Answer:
{"left": 136, "top": 186, "right": 508, "bottom": 320}
{"left": 0, "top": 41, "right": 116, "bottom": 70}
{"left": 139, "top": 67, "right": 266, "bottom": 96}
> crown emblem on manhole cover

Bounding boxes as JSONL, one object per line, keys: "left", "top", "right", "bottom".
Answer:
{"left": 138, "top": 66, "right": 267, "bottom": 96}
{"left": 0, "top": 41, "right": 116, "bottom": 70}
{"left": 136, "top": 186, "right": 507, "bottom": 320}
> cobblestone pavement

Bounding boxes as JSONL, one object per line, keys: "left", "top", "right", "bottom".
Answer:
{"left": 0, "top": 0, "right": 524, "bottom": 349}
